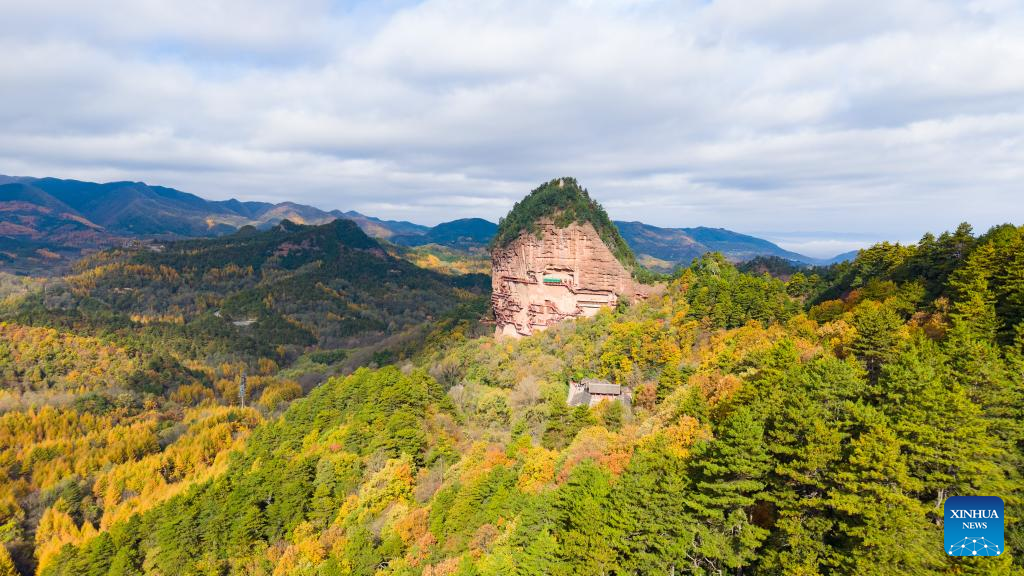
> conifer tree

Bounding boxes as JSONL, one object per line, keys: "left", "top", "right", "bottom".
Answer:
{"left": 997, "top": 331, "right": 1024, "bottom": 562}
{"left": 998, "top": 233, "right": 1024, "bottom": 330}
{"left": 345, "top": 526, "right": 382, "bottom": 576}
{"left": 310, "top": 458, "right": 341, "bottom": 529}
{"left": 657, "top": 363, "right": 683, "bottom": 403}
{"left": 0, "top": 546, "right": 16, "bottom": 576}
{"left": 760, "top": 360, "right": 847, "bottom": 574}
{"left": 552, "top": 460, "right": 613, "bottom": 575}
{"left": 876, "top": 336, "right": 1006, "bottom": 509}
{"left": 687, "top": 406, "right": 770, "bottom": 574}
{"left": 849, "top": 300, "right": 903, "bottom": 382}
{"left": 541, "top": 396, "right": 570, "bottom": 450}
{"left": 230, "top": 503, "right": 266, "bottom": 553}
{"left": 606, "top": 437, "right": 694, "bottom": 575}
{"left": 80, "top": 532, "right": 115, "bottom": 576}
{"left": 948, "top": 247, "right": 1001, "bottom": 342}
{"left": 829, "top": 409, "right": 942, "bottom": 575}
{"left": 517, "top": 528, "right": 558, "bottom": 576}
{"left": 107, "top": 546, "right": 143, "bottom": 576}
{"left": 677, "top": 384, "right": 709, "bottom": 424}
{"left": 944, "top": 271, "right": 1022, "bottom": 445}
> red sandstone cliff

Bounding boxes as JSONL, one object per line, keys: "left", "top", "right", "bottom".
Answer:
{"left": 491, "top": 218, "right": 648, "bottom": 337}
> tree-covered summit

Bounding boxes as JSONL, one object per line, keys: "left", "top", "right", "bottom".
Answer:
{"left": 492, "top": 177, "right": 638, "bottom": 270}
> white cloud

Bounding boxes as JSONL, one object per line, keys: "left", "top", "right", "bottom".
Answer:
{"left": 1, "top": 0, "right": 1023, "bottom": 254}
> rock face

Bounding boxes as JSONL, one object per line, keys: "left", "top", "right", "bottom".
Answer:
{"left": 492, "top": 218, "right": 648, "bottom": 337}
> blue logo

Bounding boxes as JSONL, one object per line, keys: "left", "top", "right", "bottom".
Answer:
{"left": 945, "top": 496, "right": 1003, "bottom": 557}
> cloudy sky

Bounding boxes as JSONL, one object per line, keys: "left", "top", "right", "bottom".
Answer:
{"left": 2, "top": 0, "right": 1023, "bottom": 257}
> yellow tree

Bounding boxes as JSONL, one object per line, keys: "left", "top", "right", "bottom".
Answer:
{"left": 35, "top": 502, "right": 81, "bottom": 570}
{"left": 0, "top": 545, "right": 17, "bottom": 576}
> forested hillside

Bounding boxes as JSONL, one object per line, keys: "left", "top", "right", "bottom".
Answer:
{"left": 0, "top": 219, "right": 490, "bottom": 575}
{"left": 6, "top": 219, "right": 488, "bottom": 360}
{"left": 32, "top": 222, "right": 1024, "bottom": 576}
{"left": 391, "top": 219, "right": 498, "bottom": 251}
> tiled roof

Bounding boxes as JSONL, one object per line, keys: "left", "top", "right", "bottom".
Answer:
{"left": 583, "top": 379, "right": 620, "bottom": 395}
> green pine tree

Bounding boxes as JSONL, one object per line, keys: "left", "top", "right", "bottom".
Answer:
{"left": 606, "top": 437, "right": 695, "bottom": 575}
{"left": 81, "top": 532, "right": 115, "bottom": 576}
{"left": 759, "top": 357, "right": 852, "bottom": 574}
{"left": 231, "top": 503, "right": 266, "bottom": 552}
{"left": 345, "top": 526, "right": 383, "bottom": 576}
{"left": 849, "top": 300, "right": 903, "bottom": 382}
{"left": 107, "top": 545, "right": 143, "bottom": 576}
{"left": 877, "top": 337, "right": 1007, "bottom": 509}
{"left": 657, "top": 364, "right": 683, "bottom": 404}
{"left": 687, "top": 406, "right": 771, "bottom": 574}
{"left": 542, "top": 396, "right": 570, "bottom": 450}
{"left": 829, "top": 409, "right": 943, "bottom": 575}
{"left": 552, "top": 460, "right": 614, "bottom": 575}
{"left": 516, "top": 527, "right": 559, "bottom": 576}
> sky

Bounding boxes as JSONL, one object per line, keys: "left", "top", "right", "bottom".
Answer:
{"left": 2, "top": 0, "right": 1023, "bottom": 258}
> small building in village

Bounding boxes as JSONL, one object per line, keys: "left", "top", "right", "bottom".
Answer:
{"left": 567, "top": 378, "right": 631, "bottom": 408}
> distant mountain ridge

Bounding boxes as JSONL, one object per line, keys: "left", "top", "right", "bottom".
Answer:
{"left": 824, "top": 249, "right": 860, "bottom": 264}
{"left": 612, "top": 221, "right": 827, "bottom": 269}
{"left": 0, "top": 176, "right": 342, "bottom": 238}
{"left": 0, "top": 174, "right": 853, "bottom": 273}
{"left": 333, "top": 210, "right": 430, "bottom": 239}
{"left": 390, "top": 218, "right": 498, "bottom": 250}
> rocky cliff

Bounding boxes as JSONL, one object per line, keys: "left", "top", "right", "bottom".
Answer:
{"left": 492, "top": 217, "right": 648, "bottom": 337}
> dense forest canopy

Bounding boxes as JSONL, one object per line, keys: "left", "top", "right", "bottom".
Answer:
{"left": 3, "top": 219, "right": 488, "bottom": 363}
{"left": 0, "top": 218, "right": 494, "bottom": 575}
{"left": 5, "top": 220, "right": 1019, "bottom": 575}
{"left": 492, "top": 178, "right": 638, "bottom": 272}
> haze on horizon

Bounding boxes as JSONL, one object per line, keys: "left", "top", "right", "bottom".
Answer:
{"left": 2, "top": 0, "right": 1023, "bottom": 258}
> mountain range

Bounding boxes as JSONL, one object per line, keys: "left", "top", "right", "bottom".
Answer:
{"left": 0, "top": 175, "right": 854, "bottom": 273}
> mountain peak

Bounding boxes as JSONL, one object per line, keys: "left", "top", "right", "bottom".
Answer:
{"left": 491, "top": 178, "right": 650, "bottom": 337}
{"left": 493, "top": 177, "right": 636, "bottom": 269}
